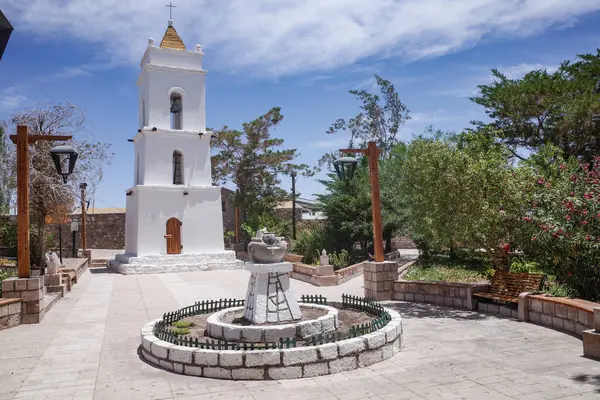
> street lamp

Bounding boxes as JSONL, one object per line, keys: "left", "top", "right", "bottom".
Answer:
{"left": 50, "top": 145, "right": 78, "bottom": 183}
{"left": 333, "top": 156, "right": 359, "bottom": 181}
{"left": 335, "top": 142, "right": 384, "bottom": 262}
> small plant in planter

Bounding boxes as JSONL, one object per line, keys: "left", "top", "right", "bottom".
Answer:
{"left": 330, "top": 249, "right": 350, "bottom": 270}
{"left": 169, "top": 327, "right": 191, "bottom": 336}
{"left": 173, "top": 320, "right": 194, "bottom": 328}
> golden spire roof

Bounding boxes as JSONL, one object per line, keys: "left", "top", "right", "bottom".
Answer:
{"left": 159, "top": 21, "right": 186, "bottom": 50}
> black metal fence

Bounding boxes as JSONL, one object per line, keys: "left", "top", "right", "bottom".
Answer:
{"left": 152, "top": 294, "right": 391, "bottom": 349}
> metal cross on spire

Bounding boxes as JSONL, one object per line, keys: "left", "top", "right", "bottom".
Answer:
{"left": 165, "top": 2, "right": 176, "bottom": 20}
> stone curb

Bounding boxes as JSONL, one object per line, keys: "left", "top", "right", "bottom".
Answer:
{"left": 206, "top": 304, "right": 338, "bottom": 343}
{"left": 140, "top": 307, "right": 402, "bottom": 380}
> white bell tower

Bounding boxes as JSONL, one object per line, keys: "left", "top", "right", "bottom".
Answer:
{"left": 110, "top": 20, "right": 240, "bottom": 274}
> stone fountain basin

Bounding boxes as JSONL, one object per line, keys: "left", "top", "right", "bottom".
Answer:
{"left": 139, "top": 307, "right": 402, "bottom": 380}
{"left": 206, "top": 304, "right": 338, "bottom": 342}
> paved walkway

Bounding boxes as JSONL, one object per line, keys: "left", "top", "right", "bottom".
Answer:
{"left": 0, "top": 269, "right": 598, "bottom": 400}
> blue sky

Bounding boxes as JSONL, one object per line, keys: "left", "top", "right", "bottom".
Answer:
{"left": 1, "top": 1, "right": 600, "bottom": 209}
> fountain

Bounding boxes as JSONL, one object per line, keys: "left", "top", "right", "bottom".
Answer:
{"left": 242, "top": 229, "right": 301, "bottom": 324}
{"left": 138, "top": 229, "right": 403, "bottom": 380}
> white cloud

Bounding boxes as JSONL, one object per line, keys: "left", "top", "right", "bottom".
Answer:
{"left": 499, "top": 63, "right": 558, "bottom": 79}
{"left": 3, "top": 0, "right": 600, "bottom": 77}
{"left": 0, "top": 86, "right": 29, "bottom": 112}
{"left": 310, "top": 137, "right": 350, "bottom": 149}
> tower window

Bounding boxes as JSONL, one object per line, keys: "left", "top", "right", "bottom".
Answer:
{"left": 173, "top": 150, "right": 183, "bottom": 185}
{"left": 170, "top": 93, "right": 182, "bottom": 130}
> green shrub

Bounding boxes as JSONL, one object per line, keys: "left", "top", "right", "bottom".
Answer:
{"left": 172, "top": 320, "right": 194, "bottom": 328}
{"left": 292, "top": 225, "right": 327, "bottom": 265}
{"left": 519, "top": 156, "right": 600, "bottom": 301}
{"left": 509, "top": 259, "right": 544, "bottom": 274}
{"left": 329, "top": 249, "right": 350, "bottom": 270}
{"left": 169, "top": 327, "right": 191, "bottom": 336}
{"left": 0, "top": 221, "right": 17, "bottom": 257}
{"left": 544, "top": 282, "right": 575, "bottom": 298}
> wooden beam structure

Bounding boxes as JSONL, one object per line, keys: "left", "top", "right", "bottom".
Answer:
{"left": 11, "top": 125, "right": 72, "bottom": 278}
{"left": 339, "top": 142, "right": 384, "bottom": 262}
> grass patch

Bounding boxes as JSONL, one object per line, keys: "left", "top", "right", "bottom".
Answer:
{"left": 172, "top": 320, "right": 194, "bottom": 328}
{"left": 404, "top": 256, "right": 490, "bottom": 284}
{"left": 169, "top": 327, "right": 191, "bottom": 336}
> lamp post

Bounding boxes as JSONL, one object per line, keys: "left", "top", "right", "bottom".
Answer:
{"left": 291, "top": 170, "right": 297, "bottom": 240}
{"left": 9, "top": 125, "right": 76, "bottom": 278}
{"left": 0, "top": 10, "right": 13, "bottom": 61}
{"left": 335, "top": 141, "right": 384, "bottom": 262}
{"left": 50, "top": 145, "right": 79, "bottom": 184}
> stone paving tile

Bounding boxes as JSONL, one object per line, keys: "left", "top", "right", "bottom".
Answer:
{"left": 1, "top": 269, "right": 600, "bottom": 399}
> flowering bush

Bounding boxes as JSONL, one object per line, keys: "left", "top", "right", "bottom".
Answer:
{"left": 520, "top": 156, "right": 600, "bottom": 300}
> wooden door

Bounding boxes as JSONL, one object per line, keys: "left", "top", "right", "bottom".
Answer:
{"left": 165, "top": 218, "right": 182, "bottom": 254}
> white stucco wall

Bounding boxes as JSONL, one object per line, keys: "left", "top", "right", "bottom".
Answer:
{"left": 138, "top": 46, "right": 206, "bottom": 132}
{"left": 133, "top": 130, "right": 211, "bottom": 187}
{"left": 125, "top": 193, "right": 139, "bottom": 255}
{"left": 127, "top": 186, "right": 225, "bottom": 257}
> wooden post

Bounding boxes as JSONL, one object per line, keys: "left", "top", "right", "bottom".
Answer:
{"left": 10, "top": 126, "right": 73, "bottom": 279}
{"left": 235, "top": 207, "right": 240, "bottom": 243}
{"left": 367, "top": 141, "right": 384, "bottom": 262}
{"left": 339, "top": 141, "right": 385, "bottom": 262}
{"left": 291, "top": 170, "right": 297, "bottom": 240}
{"left": 80, "top": 183, "right": 87, "bottom": 251}
{"left": 16, "top": 125, "right": 30, "bottom": 278}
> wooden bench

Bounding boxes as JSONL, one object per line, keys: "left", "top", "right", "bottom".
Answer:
{"left": 473, "top": 270, "right": 546, "bottom": 304}
{"left": 59, "top": 268, "right": 78, "bottom": 291}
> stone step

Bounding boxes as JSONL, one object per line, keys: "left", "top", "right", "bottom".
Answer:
{"left": 90, "top": 259, "right": 108, "bottom": 268}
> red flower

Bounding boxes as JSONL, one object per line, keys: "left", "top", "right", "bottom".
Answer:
{"left": 537, "top": 178, "right": 545, "bottom": 185}
{"left": 502, "top": 243, "right": 510, "bottom": 253}
{"left": 559, "top": 163, "right": 567, "bottom": 170}
{"left": 568, "top": 272, "right": 573, "bottom": 277}
{"left": 566, "top": 215, "right": 571, "bottom": 221}
{"left": 586, "top": 235, "right": 591, "bottom": 241}
{"left": 523, "top": 217, "right": 532, "bottom": 222}
{"left": 581, "top": 220, "right": 589, "bottom": 225}
{"left": 553, "top": 232, "right": 559, "bottom": 238}
{"left": 531, "top": 236, "right": 537, "bottom": 241}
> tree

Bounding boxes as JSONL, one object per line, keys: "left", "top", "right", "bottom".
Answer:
{"left": 471, "top": 50, "right": 600, "bottom": 161}
{"left": 518, "top": 150, "right": 600, "bottom": 300}
{"left": 316, "top": 147, "right": 405, "bottom": 257}
{"left": 321, "top": 74, "right": 410, "bottom": 165}
{"left": 2, "top": 102, "right": 112, "bottom": 266}
{"left": 211, "top": 107, "right": 308, "bottom": 239}
{"left": 398, "top": 129, "right": 531, "bottom": 266}
{"left": 0, "top": 123, "right": 14, "bottom": 214}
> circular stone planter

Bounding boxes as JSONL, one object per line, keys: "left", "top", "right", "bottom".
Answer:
{"left": 206, "top": 304, "right": 338, "bottom": 342}
{"left": 139, "top": 307, "right": 402, "bottom": 380}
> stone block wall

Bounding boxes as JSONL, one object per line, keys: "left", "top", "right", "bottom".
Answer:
{"left": 221, "top": 188, "right": 236, "bottom": 234}
{"left": 525, "top": 295, "right": 595, "bottom": 337}
{"left": 0, "top": 298, "right": 21, "bottom": 331}
{"left": 477, "top": 302, "right": 519, "bottom": 319}
{"left": 393, "top": 280, "right": 489, "bottom": 310}
{"left": 390, "top": 236, "right": 417, "bottom": 250}
{"left": 336, "top": 263, "right": 364, "bottom": 284}
{"left": 290, "top": 261, "right": 364, "bottom": 287}
{"left": 0, "top": 187, "right": 237, "bottom": 252}
{"left": 364, "top": 261, "right": 399, "bottom": 301}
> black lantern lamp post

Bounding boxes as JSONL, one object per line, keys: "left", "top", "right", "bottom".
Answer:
{"left": 0, "top": 10, "right": 14, "bottom": 61}
{"left": 333, "top": 156, "right": 359, "bottom": 181}
{"left": 50, "top": 145, "right": 79, "bottom": 183}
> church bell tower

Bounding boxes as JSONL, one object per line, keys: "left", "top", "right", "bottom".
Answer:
{"left": 110, "top": 19, "right": 240, "bottom": 274}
